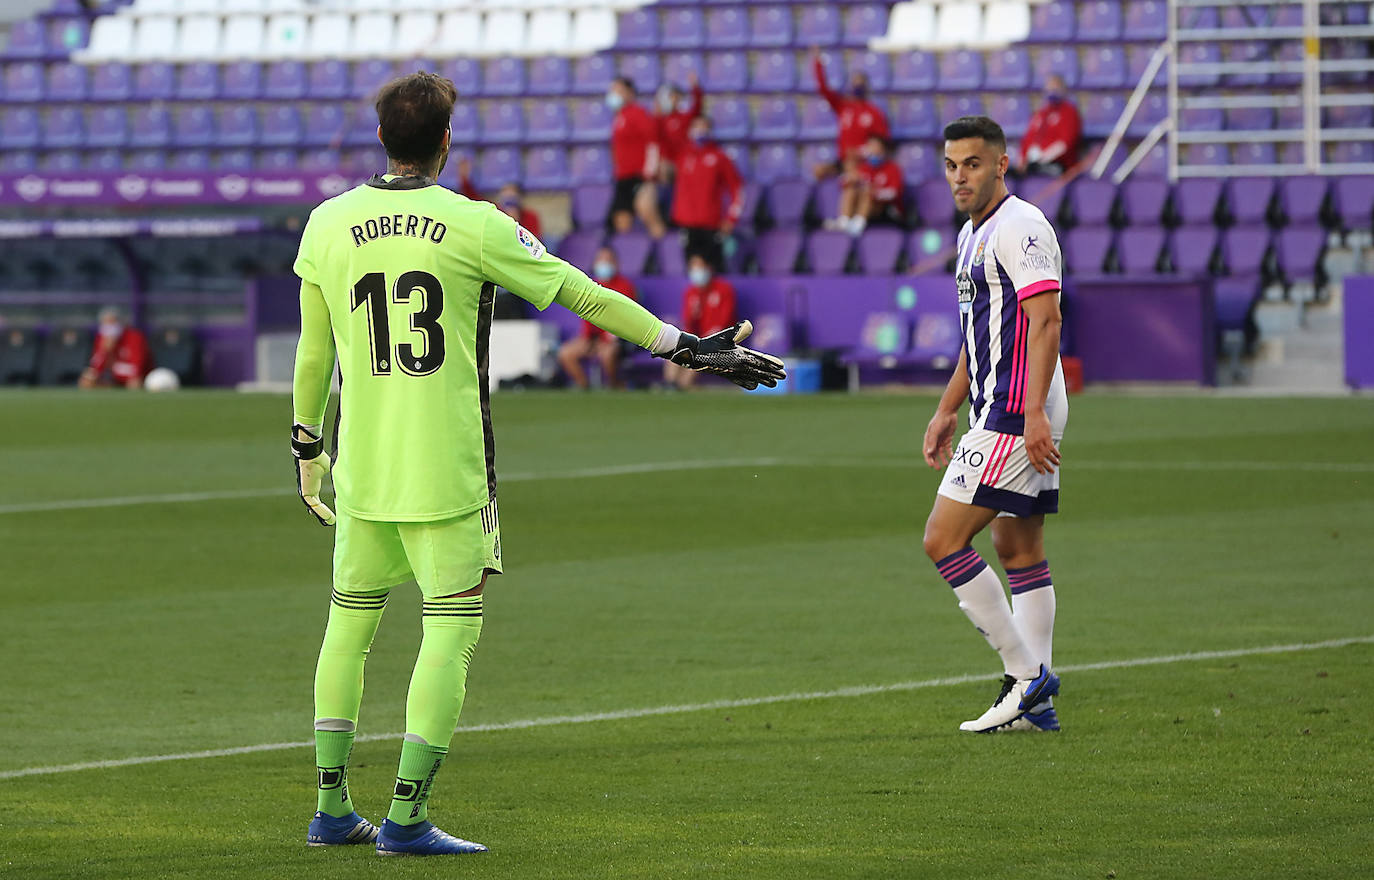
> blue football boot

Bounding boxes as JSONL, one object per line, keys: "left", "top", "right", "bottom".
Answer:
{"left": 375, "top": 819, "right": 488, "bottom": 856}
{"left": 307, "top": 811, "right": 380, "bottom": 846}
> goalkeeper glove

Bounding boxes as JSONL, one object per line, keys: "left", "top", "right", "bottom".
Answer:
{"left": 290, "top": 424, "right": 336, "bottom": 526}
{"left": 657, "top": 320, "right": 787, "bottom": 390}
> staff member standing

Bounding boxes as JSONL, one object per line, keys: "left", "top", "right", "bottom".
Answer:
{"left": 809, "top": 47, "right": 890, "bottom": 181}
{"left": 670, "top": 115, "right": 743, "bottom": 270}
{"left": 607, "top": 77, "right": 666, "bottom": 238}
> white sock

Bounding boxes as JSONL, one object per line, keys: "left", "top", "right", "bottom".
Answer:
{"left": 1008, "top": 561, "right": 1056, "bottom": 669}
{"left": 937, "top": 547, "right": 1038, "bottom": 680}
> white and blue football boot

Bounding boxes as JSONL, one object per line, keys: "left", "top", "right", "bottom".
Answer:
{"left": 375, "top": 819, "right": 488, "bottom": 856}
{"left": 307, "top": 811, "right": 380, "bottom": 846}
{"left": 959, "top": 665, "right": 1060, "bottom": 733}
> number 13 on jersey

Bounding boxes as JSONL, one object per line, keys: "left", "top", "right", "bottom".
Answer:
{"left": 350, "top": 270, "right": 447, "bottom": 376}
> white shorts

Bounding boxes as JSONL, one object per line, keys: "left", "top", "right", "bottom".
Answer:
{"left": 938, "top": 428, "right": 1061, "bottom": 518}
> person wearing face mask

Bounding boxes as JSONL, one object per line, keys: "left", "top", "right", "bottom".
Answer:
{"left": 79, "top": 306, "right": 152, "bottom": 389}
{"left": 830, "top": 134, "right": 905, "bottom": 236}
{"left": 556, "top": 247, "right": 639, "bottom": 389}
{"left": 664, "top": 255, "right": 736, "bottom": 390}
{"left": 809, "top": 47, "right": 891, "bottom": 181}
{"left": 670, "top": 116, "right": 743, "bottom": 272}
{"left": 654, "top": 73, "right": 704, "bottom": 175}
{"left": 495, "top": 183, "right": 542, "bottom": 240}
{"left": 1017, "top": 74, "right": 1082, "bottom": 177}
{"left": 607, "top": 77, "right": 666, "bottom": 238}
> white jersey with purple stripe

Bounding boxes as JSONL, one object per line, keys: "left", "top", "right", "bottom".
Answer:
{"left": 954, "top": 194, "right": 1067, "bottom": 436}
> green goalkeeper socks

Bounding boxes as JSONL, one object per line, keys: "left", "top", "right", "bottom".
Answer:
{"left": 314, "top": 729, "right": 356, "bottom": 818}
{"left": 313, "top": 588, "right": 388, "bottom": 818}
{"left": 386, "top": 739, "right": 449, "bottom": 826}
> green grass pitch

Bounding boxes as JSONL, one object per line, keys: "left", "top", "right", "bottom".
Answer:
{"left": 1, "top": 389, "right": 1372, "bottom": 879}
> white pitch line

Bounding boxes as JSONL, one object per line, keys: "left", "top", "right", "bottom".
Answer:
{"left": 1, "top": 455, "right": 1369, "bottom": 516}
{"left": 1, "top": 634, "right": 1369, "bottom": 782}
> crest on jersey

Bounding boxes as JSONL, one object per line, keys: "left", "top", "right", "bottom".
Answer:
{"left": 517, "top": 225, "right": 545, "bottom": 260}
{"left": 972, "top": 239, "right": 986, "bottom": 266}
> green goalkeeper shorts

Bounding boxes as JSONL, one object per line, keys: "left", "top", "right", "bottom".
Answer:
{"left": 333, "top": 499, "right": 502, "bottom": 598}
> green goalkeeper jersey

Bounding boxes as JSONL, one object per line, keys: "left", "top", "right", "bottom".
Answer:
{"left": 293, "top": 175, "right": 570, "bottom": 522}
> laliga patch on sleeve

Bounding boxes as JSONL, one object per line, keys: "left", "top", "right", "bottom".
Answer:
{"left": 517, "top": 225, "right": 546, "bottom": 260}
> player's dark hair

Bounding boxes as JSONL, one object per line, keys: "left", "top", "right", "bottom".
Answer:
{"left": 943, "top": 116, "right": 1007, "bottom": 153}
{"left": 375, "top": 72, "right": 458, "bottom": 165}
{"left": 615, "top": 76, "right": 636, "bottom": 94}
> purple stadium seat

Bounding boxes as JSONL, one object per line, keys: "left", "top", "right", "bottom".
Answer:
{"left": 341, "top": 147, "right": 383, "bottom": 174}
{"left": 1277, "top": 227, "right": 1324, "bottom": 283}
{"left": 616, "top": 9, "right": 659, "bottom": 51}
{"left": 527, "top": 103, "right": 571, "bottom": 144}
{"left": 700, "top": 50, "right": 745, "bottom": 92}
{"left": 569, "top": 147, "right": 611, "bottom": 187}
{"left": 1023, "top": 181, "right": 1066, "bottom": 226}
{"left": 173, "top": 106, "right": 215, "bottom": 148}
{"left": 711, "top": 98, "right": 751, "bottom": 142}
{"left": 450, "top": 103, "right": 478, "bottom": 146}
{"left": 4, "top": 62, "right": 42, "bottom": 102}
{"left": 1212, "top": 276, "right": 1260, "bottom": 334}
{"left": 1226, "top": 178, "right": 1275, "bottom": 226}
{"left": 857, "top": 228, "right": 905, "bottom": 274}
{"left": 527, "top": 57, "right": 571, "bottom": 97}
{"left": 476, "top": 147, "right": 522, "bottom": 190}
{"left": 85, "top": 148, "right": 123, "bottom": 172}
{"left": 1119, "top": 180, "right": 1170, "bottom": 227}
{"left": 1325, "top": 103, "right": 1373, "bottom": 129}
{"left": 85, "top": 106, "right": 128, "bottom": 148}
{"left": 352, "top": 60, "right": 396, "bottom": 99}
{"left": 89, "top": 62, "right": 131, "bottom": 101}
{"left": 892, "top": 51, "right": 937, "bottom": 92}
{"left": 1180, "top": 106, "right": 1224, "bottom": 131}
{"left": 41, "top": 107, "right": 83, "bottom": 149}
{"left": 755, "top": 143, "right": 801, "bottom": 186}
{"left": 987, "top": 95, "right": 1031, "bottom": 138}
{"left": 301, "top": 104, "right": 345, "bottom": 148}
{"left": 0, "top": 149, "right": 38, "bottom": 172}
{"left": 1032, "top": 47, "right": 1079, "bottom": 89}
{"left": 1224, "top": 41, "right": 1270, "bottom": 88}
{"left": 849, "top": 52, "right": 891, "bottom": 92}
{"left": 813, "top": 177, "right": 841, "bottom": 221}
{"left": 49, "top": 17, "right": 89, "bottom": 55}
{"left": 610, "top": 232, "right": 654, "bottom": 274}
{"left": 439, "top": 58, "right": 481, "bottom": 96}
{"left": 1127, "top": 44, "right": 1163, "bottom": 86}
{"left": 1172, "top": 179, "right": 1224, "bottom": 225}
{"left": 807, "top": 231, "right": 854, "bottom": 274}
{"left": 1077, "top": 1, "right": 1123, "bottom": 40}
{"left": 1334, "top": 177, "right": 1374, "bottom": 230}
{"left": 755, "top": 98, "right": 800, "bottom": 141}
{"left": 1068, "top": 179, "right": 1117, "bottom": 228}
{"left": 749, "top": 6, "right": 793, "bottom": 49}
{"left": 1232, "top": 142, "right": 1278, "bottom": 167}
{"left": 1178, "top": 44, "right": 1222, "bottom": 88}
{"left": 558, "top": 230, "right": 604, "bottom": 271}
{"left": 133, "top": 62, "right": 174, "bottom": 101}
{"left": 945, "top": 94, "right": 984, "bottom": 121}
{"left": 790, "top": 97, "right": 830, "bottom": 141}
{"left": 297, "top": 148, "right": 337, "bottom": 171}
{"left": 569, "top": 99, "right": 612, "bottom": 144}
{"left": 1328, "top": 141, "right": 1374, "bottom": 165}
{"left": 842, "top": 5, "right": 888, "bottom": 47}
{"left": 570, "top": 55, "right": 613, "bottom": 96}
{"left": 1127, "top": 94, "right": 1168, "bottom": 137}
{"left": 723, "top": 143, "right": 752, "bottom": 180}
{"left": 938, "top": 50, "right": 984, "bottom": 92}
{"left": 907, "top": 227, "right": 955, "bottom": 266}
{"left": 3, "top": 20, "right": 46, "bottom": 58}
{"left": 895, "top": 141, "right": 937, "bottom": 184}
{"left": 308, "top": 61, "right": 349, "bottom": 100}
{"left": 661, "top": 8, "right": 705, "bottom": 50}
{"left": 807, "top": 48, "right": 845, "bottom": 92}
{"left": 260, "top": 105, "right": 303, "bottom": 148}
{"left": 1226, "top": 107, "right": 1275, "bottom": 131}
{"left": 656, "top": 236, "right": 687, "bottom": 277}
{"left": 216, "top": 149, "right": 255, "bottom": 172}
{"left": 44, "top": 149, "right": 80, "bottom": 171}
{"left": 128, "top": 106, "right": 171, "bottom": 149}
{"left": 756, "top": 229, "right": 803, "bottom": 274}
{"left": 1080, "top": 46, "right": 1127, "bottom": 90}
{"left": 916, "top": 179, "right": 956, "bottom": 228}
{"left": 222, "top": 61, "right": 260, "bottom": 101}
{"left": 1222, "top": 225, "right": 1272, "bottom": 276}
{"left": 127, "top": 149, "right": 165, "bottom": 172}
{"left": 483, "top": 58, "right": 526, "bottom": 98}
{"left": 44, "top": 62, "right": 86, "bottom": 102}
{"left": 662, "top": 53, "right": 702, "bottom": 90}
{"left": 736, "top": 181, "right": 763, "bottom": 227}
{"left": 1178, "top": 5, "right": 1220, "bottom": 29}
{"left": 1124, "top": 0, "right": 1168, "bottom": 41}
{"left": 217, "top": 105, "right": 259, "bottom": 149}
{"left": 703, "top": 7, "right": 747, "bottom": 50}
{"left": 744, "top": 50, "right": 786, "bottom": 92}
{"left": 479, "top": 103, "right": 524, "bottom": 145}
{"left": 1117, "top": 228, "right": 1165, "bottom": 274}
{"left": 1274, "top": 177, "right": 1328, "bottom": 227}
{"left": 798, "top": 5, "right": 841, "bottom": 47}
{"left": 618, "top": 53, "right": 661, "bottom": 93}
{"left": 985, "top": 48, "right": 1031, "bottom": 91}
{"left": 175, "top": 62, "right": 218, "bottom": 101}
{"left": 1065, "top": 228, "right": 1113, "bottom": 275}
{"left": 572, "top": 182, "right": 613, "bottom": 227}
{"left": 258, "top": 149, "right": 297, "bottom": 172}
{"left": 342, "top": 106, "right": 378, "bottom": 148}
{"left": 766, "top": 180, "right": 812, "bottom": 227}
{"left": 1130, "top": 143, "right": 1168, "bottom": 180}
{"left": 1170, "top": 224, "right": 1218, "bottom": 275}
{"left": 891, "top": 96, "right": 938, "bottom": 140}
{"left": 524, "top": 147, "right": 570, "bottom": 190}
{"left": 1030, "top": 2, "right": 1076, "bottom": 42}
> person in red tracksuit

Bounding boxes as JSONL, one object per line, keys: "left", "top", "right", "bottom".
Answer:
{"left": 79, "top": 306, "right": 152, "bottom": 389}
{"left": 1018, "top": 74, "right": 1083, "bottom": 176}
{"left": 664, "top": 254, "right": 737, "bottom": 390}
{"left": 655, "top": 72, "right": 704, "bottom": 173}
{"left": 831, "top": 134, "right": 905, "bottom": 236}
{"left": 607, "top": 77, "right": 666, "bottom": 237}
{"left": 809, "top": 47, "right": 891, "bottom": 181}
{"left": 670, "top": 115, "right": 743, "bottom": 271}
{"left": 557, "top": 246, "right": 639, "bottom": 390}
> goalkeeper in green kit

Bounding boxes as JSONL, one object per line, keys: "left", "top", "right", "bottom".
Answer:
{"left": 292, "top": 72, "right": 784, "bottom": 857}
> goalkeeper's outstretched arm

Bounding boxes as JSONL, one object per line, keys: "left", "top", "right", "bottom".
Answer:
{"left": 291, "top": 279, "right": 338, "bottom": 526}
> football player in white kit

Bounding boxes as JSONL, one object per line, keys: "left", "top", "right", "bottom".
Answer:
{"left": 921, "top": 116, "right": 1068, "bottom": 733}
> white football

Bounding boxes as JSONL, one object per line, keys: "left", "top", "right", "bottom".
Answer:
{"left": 144, "top": 367, "right": 181, "bottom": 392}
